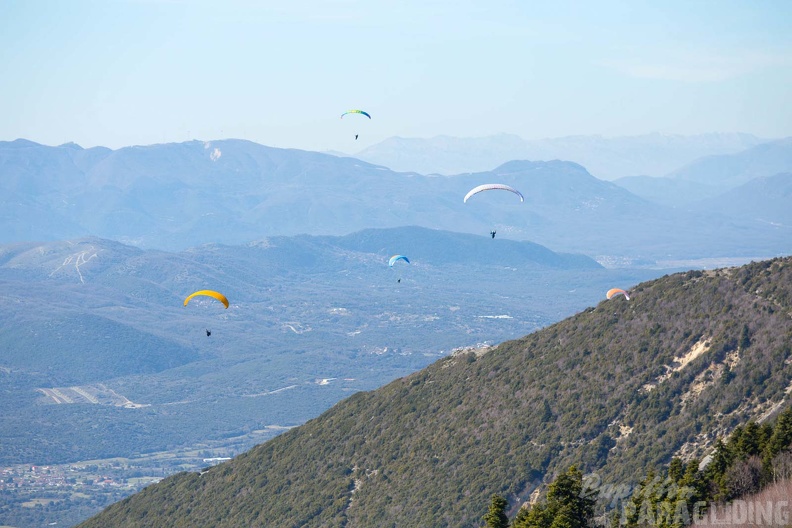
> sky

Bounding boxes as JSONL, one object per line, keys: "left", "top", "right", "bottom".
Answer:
{"left": 1, "top": 0, "right": 791, "bottom": 153}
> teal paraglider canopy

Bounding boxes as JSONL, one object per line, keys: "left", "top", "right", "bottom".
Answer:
{"left": 388, "top": 255, "right": 410, "bottom": 267}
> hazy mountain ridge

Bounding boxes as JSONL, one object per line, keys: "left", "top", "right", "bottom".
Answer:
{"left": 692, "top": 172, "right": 792, "bottom": 228}
{"left": 614, "top": 138, "right": 792, "bottom": 207}
{"left": 78, "top": 257, "right": 792, "bottom": 527}
{"left": 611, "top": 175, "right": 721, "bottom": 208}
{"left": 3, "top": 138, "right": 789, "bottom": 261}
{"left": 670, "top": 137, "right": 792, "bottom": 188}
{"left": 2, "top": 138, "right": 421, "bottom": 248}
{"left": 354, "top": 132, "right": 768, "bottom": 179}
{"left": 332, "top": 226, "right": 598, "bottom": 269}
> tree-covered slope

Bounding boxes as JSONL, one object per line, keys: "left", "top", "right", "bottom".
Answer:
{"left": 79, "top": 257, "right": 792, "bottom": 527}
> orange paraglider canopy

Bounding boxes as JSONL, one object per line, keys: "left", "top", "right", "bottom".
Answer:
{"left": 606, "top": 288, "right": 630, "bottom": 301}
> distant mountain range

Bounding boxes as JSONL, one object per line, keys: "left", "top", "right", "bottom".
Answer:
{"left": 614, "top": 138, "right": 792, "bottom": 207}
{"left": 694, "top": 172, "right": 792, "bottom": 228}
{"left": 353, "top": 132, "right": 767, "bottom": 179}
{"left": 611, "top": 175, "right": 718, "bottom": 208}
{"left": 2, "top": 138, "right": 789, "bottom": 262}
{"left": 78, "top": 257, "right": 792, "bottom": 528}
{"left": 670, "top": 137, "right": 792, "bottom": 187}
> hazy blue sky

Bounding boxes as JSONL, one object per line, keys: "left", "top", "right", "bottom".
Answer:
{"left": 2, "top": 0, "right": 790, "bottom": 152}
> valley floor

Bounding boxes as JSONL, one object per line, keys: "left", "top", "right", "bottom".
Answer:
{"left": 0, "top": 427, "right": 286, "bottom": 528}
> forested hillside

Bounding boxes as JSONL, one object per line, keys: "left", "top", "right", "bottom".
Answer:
{"left": 485, "top": 406, "right": 792, "bottom": 527}
{"left": 79, "top": 257, "right": 792, "bottom": 527}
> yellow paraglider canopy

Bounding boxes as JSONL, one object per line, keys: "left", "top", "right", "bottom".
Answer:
{"left": 183, "top": 290, "right": 229, "bottom": 309}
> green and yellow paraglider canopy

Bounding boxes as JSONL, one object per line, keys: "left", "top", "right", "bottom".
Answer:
{"left": 183, "top": 290, "right": 229, "bottom": 309}
{"left": 340, "top": 109, "right": 371, "bottom": 119}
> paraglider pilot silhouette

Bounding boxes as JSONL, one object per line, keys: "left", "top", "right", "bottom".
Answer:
{"left": 206, "top": 329, "right": 212, "bottom": 337}
{"left": 490, "top": 230, "right": 496, "bottom": 239}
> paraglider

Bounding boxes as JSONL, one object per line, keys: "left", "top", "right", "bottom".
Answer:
{"left": 183, "top": 290, "right": 229, "bottom": 309}
{"left": 184, "top": 291, "right": 228, "bottom": 336}
{"left": 389, "top": 255, "right": 409, "bottom": 284}
{"left": 464, "top": 185, "right": 522, "bottom": 239}
{"left": 463, "top": 184, "right": 524, "bottom": 203}
{"left": 341, "top": 110, "right": 371, "bottom": 140}
{"left": 606, "top": 288, "right": 630, "bottom": 301}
